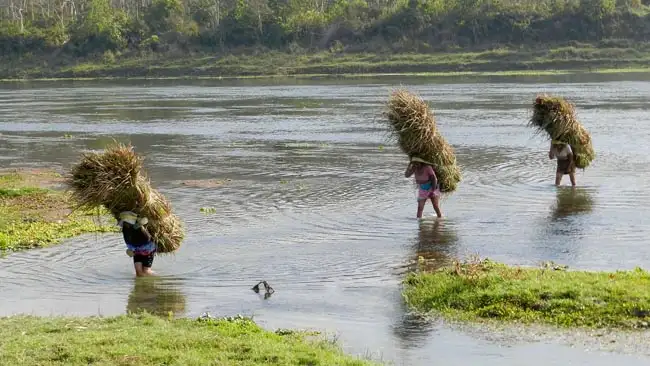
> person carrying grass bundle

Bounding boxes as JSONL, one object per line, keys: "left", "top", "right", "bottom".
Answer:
{"left": 118, "top": 211, "right": 156, "bottom": 277}
{"left": 405, "top": 157, "right": 442, "bottom": 219}
{"left": 68, "top": 142, "right": 184, "bottom": 257}
{"left": 549, "top": 140, "right": 576, "bottom": 187}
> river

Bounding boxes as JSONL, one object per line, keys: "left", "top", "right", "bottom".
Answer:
{"left": 1, "top": 73, "right": 650, "bottom": 365}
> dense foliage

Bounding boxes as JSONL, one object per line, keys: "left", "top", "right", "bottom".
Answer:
{"left": 1, "top": 0, "right": 650, "bottom": 57}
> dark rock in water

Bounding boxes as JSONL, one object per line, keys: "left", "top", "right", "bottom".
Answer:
{"left": 252, "top": 280, "right": 275, "bottom": 299}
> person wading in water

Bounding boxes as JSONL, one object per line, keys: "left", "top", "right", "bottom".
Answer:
{"left": 405, "top": 157, "right": 442, "bottom": 219}
{"left": 118, "top": 211, "right": 156, "bottom": 277}
{"left": 549, "top": 140, "right": 576, "bottom": 187}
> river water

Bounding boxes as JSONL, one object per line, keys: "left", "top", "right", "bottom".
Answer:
{"left": 1, "top": 74, "right": 650, "bottom": 365}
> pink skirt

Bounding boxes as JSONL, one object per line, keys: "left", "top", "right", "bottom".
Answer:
{"left": 417, "top": 187, "right": 441, "bottom": 201}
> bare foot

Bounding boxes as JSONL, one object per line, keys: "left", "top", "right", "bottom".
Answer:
{"left": 136, "top": 269, "right": 156, "bottom": 277}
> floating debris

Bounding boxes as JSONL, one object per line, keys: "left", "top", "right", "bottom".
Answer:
{"left": 296, "top": 183, "right": 307, "bottom": 190}
{"left": 181, "top": 179, "right": 231, "bottom": 188}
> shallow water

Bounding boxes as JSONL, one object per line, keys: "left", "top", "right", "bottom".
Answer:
{"left": 1, "top": 74, "right": 650, "bottom": 365}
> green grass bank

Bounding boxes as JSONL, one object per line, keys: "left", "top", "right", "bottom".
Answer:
{"left": 3, "top": 44, "right": 650, "bottom": 81}
{"left": 0, "top": 314, "right": 376, "bottom": 365}
{"left": 0, "top": 169, "right": 116, "bottom": 252}
{"left": 403, "top": 258, "right": 650, "bottom": 330}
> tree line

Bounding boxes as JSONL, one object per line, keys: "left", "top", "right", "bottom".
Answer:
{"left": 1, "top": 0, "right": 650, "bottom": 57}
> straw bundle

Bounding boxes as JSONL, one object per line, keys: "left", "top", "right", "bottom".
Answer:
{"left": 385, "top": 89, "right": 461, "bottom": 192}
{"left": 530, "top": 95, "right": 595, "bottom": 169}
{"left": 67, "top": 142, "right": 184, "bottom": 253}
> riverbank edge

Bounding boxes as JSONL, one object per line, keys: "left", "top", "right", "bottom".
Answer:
{"left": 402, "top": 257, "right": 650, "bottom": 331}
{"left": 0, "top": 169, "right": 117, "bottom": 253}
{"left": 2, "top": 48, "right": 650, "bottom": 81}
{"left": 2, "top": 67, "right": 649, "bottom": 83}
{"left": 0, "top": 313, "right": 377, "bottom": 365}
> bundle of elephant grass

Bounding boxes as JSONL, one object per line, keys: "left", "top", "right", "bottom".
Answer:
{"left": 67, "top": 142, "right": 184, "bottom": 254}
{"left": 530, "top": 95, "right": 595, "bottom": 169}
{"left": 385, "top": 89, "right": 461, "bottom": 192}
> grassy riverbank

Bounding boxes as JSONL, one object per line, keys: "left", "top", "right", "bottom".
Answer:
{"left": 0, "top": 169, "right": 116, "bottom": 252}
{"left": 3, "top": 44, "right": 650, "bottom": 80}
{"left": 0, "top": 314, "right": 374, "bottom": 365}
{"left": 403, "top": 258, "right": 650, "bottom": 330}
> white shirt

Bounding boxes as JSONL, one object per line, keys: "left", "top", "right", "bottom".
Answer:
{"left": 552, "top": 144, "right": 572, "bottom": 160}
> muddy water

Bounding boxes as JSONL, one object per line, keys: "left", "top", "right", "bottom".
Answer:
{"left": 2, "top": 74, "right": 650, "bottom": 365}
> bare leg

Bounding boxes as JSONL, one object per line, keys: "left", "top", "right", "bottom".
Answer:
{"left": 569, "top": 173, "right": 576, "bottom": 187}
{"left": 134, "top": 262, "right": 155, "bottom": 277}
{"left": 134, "top": 262, "right": 145, "bottom": 277}
{"left": 430, "top": 196, "right": 442, "bottom": 218}
{"left": 416, "top": 200, "right": 426, "bottom": 219}
{"left": 555, "top": 172, "right": 562, "bottom": 186}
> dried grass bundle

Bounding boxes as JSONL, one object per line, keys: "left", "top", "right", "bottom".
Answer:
{"left": 530, "top": 95, "right": 595, "bottom": 169}
{"left": 385, "top": 89, "right": 461, "bottom": 192}
{"left": 67, "top": 142, "right": 184, "bottom": 253}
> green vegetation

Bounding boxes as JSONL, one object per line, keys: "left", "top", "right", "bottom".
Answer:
{"left": 0, "top": 314, "right": 375, "bottom": 365}
{"left": 0, "top": 170, "right": 116, "bottom": 252}
{"left": 2, "top": 0, "right": 650, "bottom": 78}
{"left": 199, "top": 206, "right": 217, "bottom": 213}
{"left": 3, "top": 43, "right": 650, "bottom": 79}
{"left": 403, "top": 258, "right": 650, "bottom": 329}
{"left": 0, "top": 187, "right": 49, "bottom": 197}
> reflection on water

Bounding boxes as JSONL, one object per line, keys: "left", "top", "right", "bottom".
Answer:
{"left": 391, "top": 299, "right": 437, "bottom": 351}
{"left": 540, "top": 186, "right": 595, "bottom": 242}
{"left": 391, "top": 219, "right": 459, "bottom": 350}
{"left": 126, "top": 277, "right": 187, "bottom": 317}
{"left": 411, "top": 219, "right": 459, "bottom": 272}
{"left": 551, "top": 187, "right": 595, "bottom": 221}
{"left": 530, "top": 187, "right": 596, "bottom": 263}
